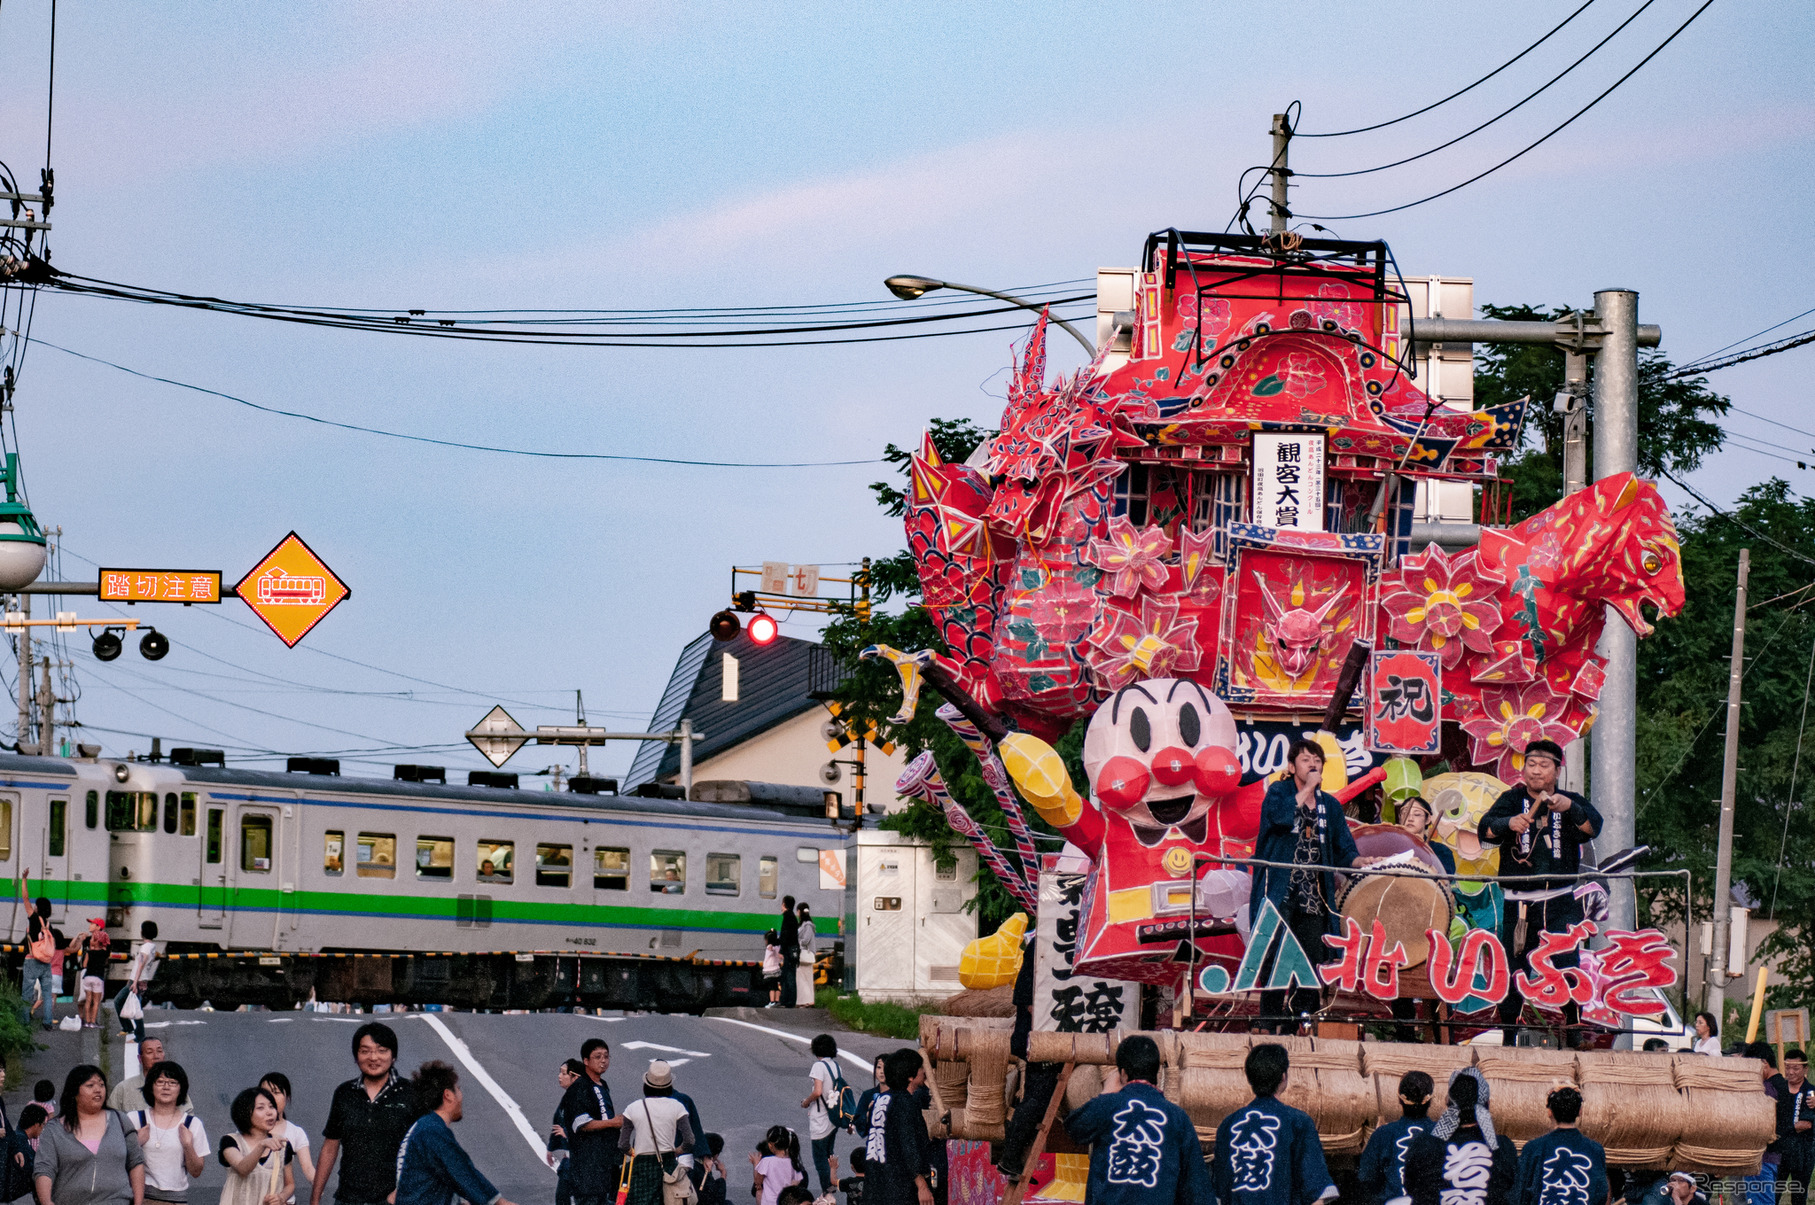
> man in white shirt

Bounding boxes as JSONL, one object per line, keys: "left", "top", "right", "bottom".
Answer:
{"left": 115, "top": 920, "right": 161, "bottom": 1043}
{"left": 109, "top": 1035, "right": 192, "bottom": 1114}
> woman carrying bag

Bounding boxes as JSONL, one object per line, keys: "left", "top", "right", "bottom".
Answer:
{"left": 33, "top": 1065, "right": 146, "bottom": 1205}
{"left": 617, "top": 1063, "right": 695, "bottom": 1205}
{"left": 792, "top": 907, "right": 816, "bottom": 1009}
{"left": 129, "top": 1063, "right": 206, "bottom": 1205}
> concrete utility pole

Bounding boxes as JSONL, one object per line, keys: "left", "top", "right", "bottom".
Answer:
{"left": 13, "top": 593, "right": 29, "bottom": 756}
{"left": 1269, "top": 113, "right": 1291, "bottom": 234}
{"left": 1590, "top": 289, "right": 1641, "bottom": 937}
{"left": 36, "top": 658, "right": 52, "bottom": 757}
{"left": 1706, "top": 548, "right": 1749, "bottom": 1020}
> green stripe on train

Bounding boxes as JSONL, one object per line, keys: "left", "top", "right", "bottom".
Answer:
{"left": 71, "top": 878, "right": 779, "bottom": 933}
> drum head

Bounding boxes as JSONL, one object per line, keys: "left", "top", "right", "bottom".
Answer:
{"left": 1334, "top": 871, "right": 1454, "bottom": 968}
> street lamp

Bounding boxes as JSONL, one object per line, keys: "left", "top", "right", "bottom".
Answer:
{"left": 883, "top": 276, "right": 1095, "bottom": 354}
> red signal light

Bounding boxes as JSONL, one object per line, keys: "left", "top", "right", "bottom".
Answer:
{"left": 747, "top": 612, "right": 779, "bottom": 645}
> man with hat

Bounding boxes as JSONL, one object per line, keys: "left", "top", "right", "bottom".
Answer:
{"left": 1477, "top": 738, "right": 1603, "bottom": 1043}
{"left": 617, "top": 1061, "right": 695, "bottom": 1205}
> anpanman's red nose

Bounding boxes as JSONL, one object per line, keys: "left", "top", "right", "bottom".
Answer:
{"left": 1194, "top": 746, "right": 1241, "bottom": 797}
{"left": 1150, "top": 746, "right": 1196, "bottom": 787}
{"left": 1096, "top": 756, "right": 1151, "bottom": 810}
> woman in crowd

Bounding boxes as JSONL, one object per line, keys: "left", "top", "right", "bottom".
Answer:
{"left": 1404, "top": 1069, "right": 1516, "bottom": 1205}
{"left": 217, "top": 1087, "right": 292, "bottom": 1205}
{"left": 617, "top": 1062, "right": 694, "bottom": 1205}
{"left": 793, "top": 907, "right": 816, "bottom": 1007}
{"left": 1693, "top": 1011, "right": 1722, "bottom": 1056}
{"left": 33, "top": 1065, "right": 146, "bottom": 1205}
{"left": 258, "top": 1073, "right": 315, "bottom": 1199}
{"left": 129, "top": 1063, "right": 206, "bottom": 1205}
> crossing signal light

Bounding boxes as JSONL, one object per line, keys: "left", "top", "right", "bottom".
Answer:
{"left": 140, "top": 629, "right": 170, "bottom": 661}
{"left": 92, "top": 629, "right": 123, "bottom": 661}
{"left": 709, "top": 610, "right": 741, "bottom": 642}
{"left": 747, "top": 612, "right": 779, "bottom": 645}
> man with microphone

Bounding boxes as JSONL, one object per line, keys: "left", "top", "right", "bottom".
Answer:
{"left": 1476, "top": 739, "right": 1603, "bottom": 1044}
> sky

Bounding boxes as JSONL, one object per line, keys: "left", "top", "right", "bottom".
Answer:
{"left": 0, "top": 0, "right": 1806, "bottom": 780}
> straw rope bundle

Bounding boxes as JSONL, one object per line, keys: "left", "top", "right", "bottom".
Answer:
{"left": 934, "top": 1060, "right": 969, "bottom": 1112}
{"left": 1024, "top": 1030, "right": 1126, "bottom": 1065}
{"left": 1360, "top": 1044, "right": 1476, "bottom": 1116}
{"left": 955, "top": 1028, "right": 1012, "bottom": 1138}
{"left": 1474, "top": 1051, "right": 1579, "bottom": 1145}
{"left": 1576, "top": 1051, "right": 1686, "bottom": 1160}
{"left": 1174, "top": 1034, "right": 1253, "bottom": 1129}
{"left": 1670, "top": 1055, "right": 1775, "bottom": 1172}
{"left": 1284, "top": 1039, "right": 1374, "bottom": 1156}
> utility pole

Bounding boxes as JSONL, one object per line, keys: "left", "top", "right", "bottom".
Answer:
{"left": 36, "top": 658, "right": 53, "bottom": 757}
{"left": 1707, "top": 548, "right": 1749, "bottom": 1019}
{"left": 1590, "top": 289, "right": 1641, "bottom": 937}
{"left": 1558, "top": 341, "right": 1590, "bottom": 794}
{"left": 1268, "top": 113, "right": 1292, "bottom": 235}
{"left": 13, "top": 593, "right": 29, "bottom": 756}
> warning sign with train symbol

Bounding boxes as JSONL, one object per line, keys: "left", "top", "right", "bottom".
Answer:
{"left": 234, "top": 532, "right": 350, "bottom": 648}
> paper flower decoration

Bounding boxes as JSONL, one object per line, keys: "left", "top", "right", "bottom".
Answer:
{"left": 1458, "top": 681, "right": 1581, "bottom": 780}
{"left": 1379, "top": 544, "right": 1506, "bottom": 668}
{"left": 1083, "top": 515, "right": 1172, "bottom": 598}
{"left": 1084, "top": 596, "right": 1201, "bottom": 688}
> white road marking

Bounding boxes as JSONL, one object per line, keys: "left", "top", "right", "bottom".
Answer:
{"left": 142, "top": 1020, "right": 208, "bottom": 1028}
{"left": 416, "top": 1013, "right": 552, "bottom": 1168}
{"left": 705, "top": 1017, "right": 876, "bottom": 1071}
{"left": 621, "top": 1040, "right": 710, "bottom": 1058}
{"left": 267, "top": 1018, "right": 294, "bottom": 1024}
{"left": 312, "top": 1017, "right": 367, "bottom": 1023}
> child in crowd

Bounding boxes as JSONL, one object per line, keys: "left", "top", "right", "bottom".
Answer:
{"left": 31, "top": 1082, "right": 55, "bottom": 1120}
{"left": 751, "top": 1125, "right": 805, "bottom": 1205}
{"left": 12, "top": 1102, "right": 46, "bottom": 1187}
{"left": 763, "top": 932, "right": 783, "bottom": 1008}
{"left": 777, "top": 1189, "right": 814, "bottom": 1205}
{"left": 696, "top": 1134, "right": 725, "bottom": 1205}
{"left": 837, "top": 1149, "right": 865, "bottom": 1205}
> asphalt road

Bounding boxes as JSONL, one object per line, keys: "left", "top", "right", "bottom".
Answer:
{"left": 14, "top": 1009, "right": 903, "bottom": 1205}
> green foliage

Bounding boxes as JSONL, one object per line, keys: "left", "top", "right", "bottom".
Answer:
{"left": 1474, "top": 304, "right": 1730, "bottom": 520}
{"left": 815, "top": 986, "right": 938, "bottom": 1039}
{"left": 0, "top": 977, "right": 39, "bottom": 1067}
{"left": 1628, "top": 480, "right": 1815, "bottom": 1009}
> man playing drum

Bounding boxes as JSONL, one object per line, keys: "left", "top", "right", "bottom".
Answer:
{"left": 1475, "top": 739, "right": 1603, "bottom": 1043}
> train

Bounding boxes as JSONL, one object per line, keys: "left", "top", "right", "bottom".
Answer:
{"left": 0, "top": 751, "right": 850, "bottom": 1012}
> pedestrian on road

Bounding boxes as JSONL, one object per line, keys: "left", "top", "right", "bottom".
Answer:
{"left": 30, "top": 1085, "right": 54, "bottom": 1124}
{"left": 750, "top": 1127, "right": 803, "bottom": 1205}
{"left": 129, "top": 1063, "right": 205, "bottom": 1205}
{"left": 77, "top": 919, "right": 110, "bottom": 1030}
{"left": 793, "top": 908, "right": 817, "bottom": 1008}
{"left": 259, "top": 1073, "right": 316, "bottom": 1200}
{"left": 311, "top": 1022, "right": 417, "bottom": 1205}
{"left": 1515, "top": 1087, "right": 1606, "bottom": 1205}
{"left": 802, "top": 1036, "right": 845, "bottom": 1197}
{"left": 762, "top": 934, "right": 782, "bottom": 1008}
{"left": 618, "top": 1062, "right": 694, "bottom": 1205}
{"left": 218, "top": 1087, "right": 293, "bottom": 1205}
{"left": 111, "top": 1040, "right": 184, "bottom": 1114}
{"left": 778, "top": 898, "right": 800, "bottom": 1009}
{"left": 395, "top": 1061, "right": 514, "bottom": 1205}
{"left": 1405, "top": 1069, "right": 1515, "bottom": 1205}
{"left": 696, "top": 1136, "right": 725, "bottom": 1205}
{"left": 837, "top": 1150, "right": 865, "bottom": 1205}
{"left": 1069, "top": 1037, "right": 1210, "bottom": 1205}
{"left": 853, "top": 1057, "right": 885, "bottom": 1139}
{"left": 33, "top": 1065, "right": 145, "bottom": 1205}
{"left": 16, "top": 872, "right": 56, "bottom": 1031}
{"left": 860, "top": 1052, "right": 929, "bottom": 1205}
{"left": 114, "top": 922, "right": 162, "bottom": 1045}
{"left": 549, "top": 1059, "right": 583, "bottom": 1205}
{"left": 666, "top": 1068, "right": 704, "bottom": 1187}
{"left": 12, "top": 1104, "right": 47, "bottom": 1196}
{"left": 558, "top": 1039, "right": 624, "bottom": 1205}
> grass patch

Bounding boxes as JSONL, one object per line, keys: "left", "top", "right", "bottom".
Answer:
{"left": 816, "top": 988, "right": 939, "bottom": 1041}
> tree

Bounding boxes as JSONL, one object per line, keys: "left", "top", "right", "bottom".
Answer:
{"left": 1473, "top": 303, "right": 1730, "bottom": 520}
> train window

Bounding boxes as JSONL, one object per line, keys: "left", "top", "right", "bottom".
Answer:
{"left": 240, "top": 815, "right": 273, "bottom": 873}
{"left": 478, "top": 840, "right": 514, "bottom": 884}
{"left": 705, "top": 853, "right": 739, "bottom": 896}
{"left": 86, "top": 791, "right": 97, "bottom": 830}
{"left": 758, "top": 856, "right": 778, "bottom": 898}
{"left": 105, "top": 791, "right": 159, "bottom": 832}
{"left": 206, "top": 809, "right": 223, "bottom": 864}
{"left": 651, "top": 850, "right": 685, "bottom": 894}
{"left": 46, "top": 799, "right": 64, "bottom": 859}
{"left": 163, "top": 793, "right": 178, "bottom": 835}
{"left": 535, "top": 844, "right": 572, "bottom": 889}
{"left": 324, "top": 831, "right": 345, "bottom": 876}
{"left": 796, "top": 847, "right": 818, "bottom": 863}
{"left": 416, "top": 837, "right": 455, "bottom": 881}
{"left": 179, "top": 793, "right": 197, "bottom": 837}
{"left": 357, "top": 833, "right": 397, "bottom": 879}
{"left": 594, "top": 848, "right": 628, "bottom": 891}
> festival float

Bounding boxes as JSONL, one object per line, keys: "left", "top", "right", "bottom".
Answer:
{"left": 863, "top": 232, "right": 1773, "bottom": 1185}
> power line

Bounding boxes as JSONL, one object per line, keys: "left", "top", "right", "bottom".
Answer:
{"left": 1298, "top": 0, "right": 1717, "bottom": 221}
{"left": 30, "top": 337, "right": 884, "bottom": 467}
{"left": 1294, "top": 0, "right": 1658, "bottom": 179}
{"left": 1665, "top": 328, "right": 1815, "bottom": 379}
{"left": 1682, "top": 305, "right": 1815, "bottom": 368}
{"left": 1296, "top": 0, "right": 1601, "bottom": 137}
{"left": 1660, "top": 467, "right": 1815, "bottom": 569}
{"left": 1727, "top": 405, "right": 1815, "bottom": 442}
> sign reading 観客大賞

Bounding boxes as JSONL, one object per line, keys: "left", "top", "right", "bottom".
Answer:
{"left": 1251, "top": 433, "right": 1326, "bottom": 532}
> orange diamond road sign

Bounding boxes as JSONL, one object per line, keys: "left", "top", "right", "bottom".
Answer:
{"left": 234, "top": 532, "right": 350, "bottom": 648}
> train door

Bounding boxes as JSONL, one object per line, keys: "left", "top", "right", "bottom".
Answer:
{"left": 40, "top": 792, "right": 70, "bottom": 923}
{"left": 227, "top": 803, "right": 282, "bottom": 948}
{"left": 198, "top": 802, "right": 226, "bottom": 930}
{"left": 0, "top": 791, "right": 21, "bottom": 916}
